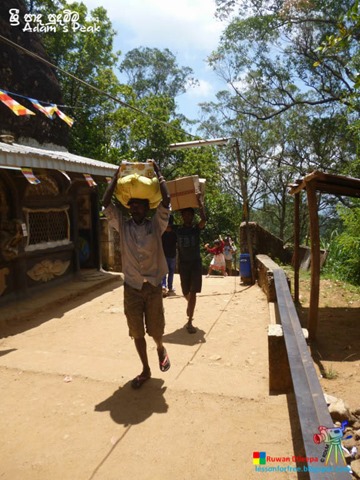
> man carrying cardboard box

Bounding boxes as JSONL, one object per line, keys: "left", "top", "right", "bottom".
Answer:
{"left": 176, "top": 193, "right": 206, "bottom": 333}
{"left": 102, "top": 160, "right": 171, "bottom": 389}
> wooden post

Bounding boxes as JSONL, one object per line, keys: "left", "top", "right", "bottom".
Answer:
{"left": 234, "top": 140, "right": 255, "bottom": 284}
{"left": 294, "top": 192, "right": 300, "bottom": 303}
{"left": 306, "top": 183, "right": 320, "bottom": 340}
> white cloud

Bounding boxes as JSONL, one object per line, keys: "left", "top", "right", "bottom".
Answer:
{"left": 186, "top": 79, "right": 214, "bottom": 98}
{"left": 84, "top": 0, "right": 223, "bottom": 53}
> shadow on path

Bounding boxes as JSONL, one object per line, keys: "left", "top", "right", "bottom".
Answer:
{"left": 163, "top": 326, "right": 206, "bottom": 346}
{"left": 0, "top": 348, "right": 17, "bottom": 357}
{"left": 90, "top": 378, "right": 167, "bottom": 480}
{"left": 94, "top": 378, "right": 168, "bottom": 426}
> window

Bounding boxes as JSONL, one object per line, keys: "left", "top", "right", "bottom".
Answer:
{"left": 24, "top": 207, "right": 71, "bottom": 251}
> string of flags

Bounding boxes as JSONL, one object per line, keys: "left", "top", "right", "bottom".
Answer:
{"left": 0, "top": 89, "right": 74, "bottom": 127}
{"left": 21, "top": 168, "right": 97, "bottom": 188}
{"left": 0, "top": 90, "right": 35, "bottom": 116}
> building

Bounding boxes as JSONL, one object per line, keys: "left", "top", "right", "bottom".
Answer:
{"left": 0, "top": 137, "right": 117, "bottom": 305}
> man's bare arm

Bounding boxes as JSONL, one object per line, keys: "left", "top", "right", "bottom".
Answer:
{"left": 150, "top": 160, "right": 170, "bottom": 209}
{"left": 102, "top": 166, "right": 120, "bottom": 208}
{"left": 197, "top": 192, "right": 206, "bottom": 229}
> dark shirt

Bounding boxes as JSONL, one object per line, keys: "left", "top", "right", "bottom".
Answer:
{"left": 176, "top": 225, "right": 202, "bottom": 263}
{"left": 162, "top": 229, "right": 177, "bottom": 258}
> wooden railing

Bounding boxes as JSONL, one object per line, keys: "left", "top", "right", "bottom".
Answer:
{"left": 257, "top": 255, "right": 352, "bottom": 480}
{"left": 274, "top": 269, "right": 352, "bottom": 479}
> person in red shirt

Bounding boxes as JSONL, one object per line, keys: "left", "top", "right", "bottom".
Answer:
{"left": 205, "top": 236, "right": 227, "bottom": 277}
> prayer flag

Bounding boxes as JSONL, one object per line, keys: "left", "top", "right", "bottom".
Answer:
{"left": 54, "top": 106, "right": 74, "bottom": 127}
{"left": 0, "top": 90, "right": 35, "bottom": 116}
{"left": 29, "top": 98, "right": 56, "bottom": 119}
{"left": 21, "top": 168, "right": 40, "bottom": 184}
{"left": 83, "top": 174, "right": 97, "bottom": 187}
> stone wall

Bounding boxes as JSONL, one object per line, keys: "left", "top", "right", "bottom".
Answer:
{"left": 240, "top": 222, "right": 292, "bottom": 264}
{"left": 100, "top": 218, "right": 122, "bottom": 272}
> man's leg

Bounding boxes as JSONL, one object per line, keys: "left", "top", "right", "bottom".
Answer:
{"left": 186, "top": 262, "right": 202, "bottom": 333}
{"left": 167, "top": 257, "right": 176, "bottom": 291}
{"left": 186, "top": 292, "right": 197, "bottom": 333}
{"left": 144, "top": 283, "right": 170, "bottom": 372}
{"left": 153, "top": 336, "right": 171, "bottom": 372}
{"left": 124, "top": 284, "right": 151, "bottom": 389}
{"left": 131, "top": 337, "right": 152, "bottom": 389}
{"left": 134, "top": 337, "right": 151, "bottom": 375}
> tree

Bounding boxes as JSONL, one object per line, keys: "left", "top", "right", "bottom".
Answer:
{"left": 210, "top": 0, "right": 359, "bottom": 120}
{"left": 119, "top": 47, "right": 198, "bottom": 101}
{"left": 0, "top": 0, "right": 68, "bottom": 146}
{"left": 112, "top": 46, "right": 207, "bottom": 169}
{"left": 196, "top": 0, "right": 359, "bottom": 245}
{"left": 315, "top": 0, "right": 360, "bottom": 109}
{"left": 324, "top": 202, "right": 360, "bottom": 284}
{"left": 24, "top": 0, "right": 123, "bottom": 159}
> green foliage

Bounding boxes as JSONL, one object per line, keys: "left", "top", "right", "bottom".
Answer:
{"left": 25, "top": 0, "right": 122, "bottom": 160}
{"left": 315, "top": 0, "right": 360, "bottom": 111}
{"left": 203, "top": 190, "right": 242, "bottom": 244}
{"left": 22, "top": 0, "right": 360, "bottom": 270}
{"left": 202, "top": 0, "right": 360, "bottom": 251}
{"left": 323, "top": 202, "right": 360, "bottom": 284}
{"left": 119, "top": 47, "right": 198, "bottom": 99}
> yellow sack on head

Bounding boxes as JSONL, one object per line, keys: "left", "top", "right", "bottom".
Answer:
{"left": 114, "top": 173, "right": 162, "bottom": 209}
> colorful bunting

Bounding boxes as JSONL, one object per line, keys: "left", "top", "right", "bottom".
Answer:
{"left": 83, "top": 174, "right": 97, "bottom": 187}
{"left": 0, "top": 90, "right": 35, "bottom": 116}
{"left": 0, "top": 89, "right": 75, "bottom": 126}
{"left": 21, "top": 168, "right": 41, "bottom": 184}
{"left": 29, "top": 98, "right": 56, "bottom": 119}
{"left": 54, "top": 106, "right": 74, "bottom": 127}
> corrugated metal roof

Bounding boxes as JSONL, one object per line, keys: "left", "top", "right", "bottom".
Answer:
{"left": 0, "top": 141, "right": 118, "bottom": 177}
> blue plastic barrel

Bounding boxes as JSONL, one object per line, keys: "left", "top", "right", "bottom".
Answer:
{"left": 239, "top": 253, "right": 251, "bottom": 278}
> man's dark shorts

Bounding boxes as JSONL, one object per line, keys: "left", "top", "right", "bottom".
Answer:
{"left": 124, "top": 282, "right": 165, "bottom": 339}
{"left": 179, "top": 260, "right": 202, "bottom": 296}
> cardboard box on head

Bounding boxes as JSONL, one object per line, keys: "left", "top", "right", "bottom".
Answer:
{"left": 167, "top": 175, "right": 206, "bottom": 211}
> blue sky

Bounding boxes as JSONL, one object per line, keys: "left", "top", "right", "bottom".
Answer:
{"left": 82, "top": 0, "right": 227, "bottom": 122}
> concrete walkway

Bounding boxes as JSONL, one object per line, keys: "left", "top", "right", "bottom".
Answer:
{"left": 0, "top": 271, "right": 302, "bottom": 480}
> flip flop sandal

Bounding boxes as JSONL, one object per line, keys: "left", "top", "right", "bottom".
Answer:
{"left": 131, "top": 373, "right": 150, "bottom": 389}
{"left": 159, "top": 348, "right": 171, "bottom": 372}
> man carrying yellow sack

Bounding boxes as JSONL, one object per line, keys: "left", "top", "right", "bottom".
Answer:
{"left": 102, "top": 160, "right": 171, "bottom": 389}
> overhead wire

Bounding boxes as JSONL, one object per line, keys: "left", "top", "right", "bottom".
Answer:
{"left": 0, "top": 33, "right": 200, "bottom": 140}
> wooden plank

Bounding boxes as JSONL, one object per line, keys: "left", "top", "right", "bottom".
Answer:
{"left": 294, "top": 192, "right": 300, "bottom": 303}
{"left": 274, "top": 269, "right": 352, "bottom": 480}
{"left": 289, "top": 170, "right": 360, "bottom": 197}
{"left": 306, "top": 183, "right": 321, "bottom": 340}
